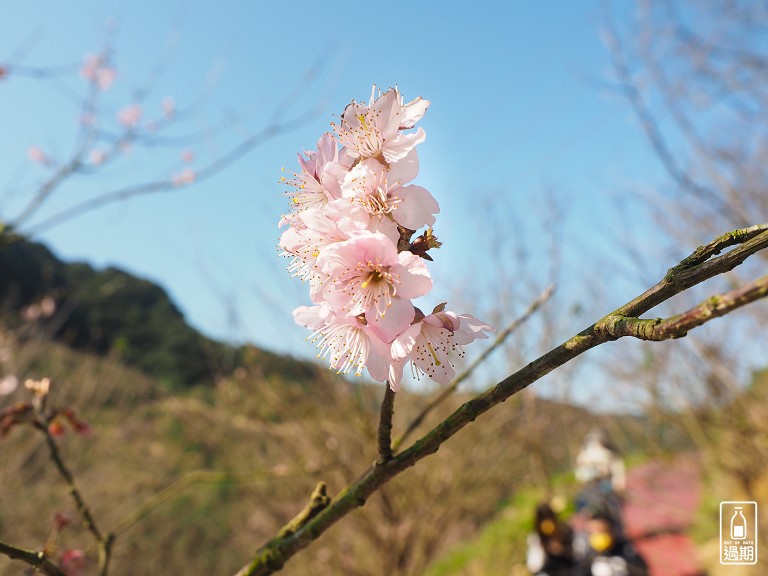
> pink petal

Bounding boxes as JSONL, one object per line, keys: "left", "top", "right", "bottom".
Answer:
{"left": 292, "top": 305, "right": 329, "bottom": 331}
{"left": 400, "top": 97, "right": 430, "bottom": 129}
{"left": 392, "top": 252, "right": 432, "bottom": 299}
{"left": 387, "top": 148, "right": 419, "bottom": 186}
{"left": 365, "top": 297, "right": 415, "bottom": 343}
{"left": 367, "top": 216, "right": 400, "bottom": 245}
{"left": 391, "top": 322, "right": 422, "bottom": 361}
{"left": 382, "top": 128, "right": 426, "bottom": 164}
{"left": 371, "top": 89, "right": 401, "bottom": 137}
{"left": 453, "top": 314, "right": 495, "bottom": 344}
{"left": 392, "top": 185, "right": 439, "bottom": 230}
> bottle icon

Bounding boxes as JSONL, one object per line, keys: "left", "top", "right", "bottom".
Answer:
{"left": 731, "top": 506, "right": 747, "bottom": 540}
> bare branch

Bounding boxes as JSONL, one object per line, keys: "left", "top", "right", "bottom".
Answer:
{"left": 596, "top": 274, "right": 768, "bottom": 341}
{"left": 0, "top": 541, "right": 67, "bottom": 576}
{"left": 41, "top": 428, "right": 114, "bottom": 576}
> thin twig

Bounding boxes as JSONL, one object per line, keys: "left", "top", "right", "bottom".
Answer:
{"left": 0, "top": 541, "right": 67, "bottom": 576}
{"left": 41, "top": 426, "right": 113, "bottom": 576}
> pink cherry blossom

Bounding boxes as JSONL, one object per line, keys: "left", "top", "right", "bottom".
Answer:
{"left": 280, "top": 86, "right": 493, "bottom": 390}
{"left": 89, "top": 149, "right": 106, "bottom": 165}
{"left": 27, "top": 146, "right": 51, "bottom": 166}
{"left": 282, "top": 132, "right": 346, "bottom": 214}
{"left": 332, "top": 87, "right": 429, "bottom": 164}
{"left": 162, "top": 96, "right": 176, "bottom": 118}
{"left": 390, "top": 307, "right": 495, "bottom": 388}
{"left": 80, "top": 54, "right": 116, "bottom": 90}
{"left": 340, "top": 156, "right": 439, "bottom": 231}
{"left": 0, "top": 375, "right": 18, "bottom": 396}
{"left": 318, "top": 232, "right": 431, "bottom": 318}
{"left": 171, "top": 168, "right": 196, "bottom": 187}
{"left": 59, "top": 549, "right": 86, "bottom": 576}
{"left": 293, "top": 304, "right": 390, "bottom": 378}
{"left": 279, "top": 210, "right": 357, "bottom": 288}
{"left": 117, "top": 104, "right": 142, "bottom": 128}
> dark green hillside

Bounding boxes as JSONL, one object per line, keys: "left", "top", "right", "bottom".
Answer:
{"left": 0, "top": 237, "right": 316, "bottom": 388}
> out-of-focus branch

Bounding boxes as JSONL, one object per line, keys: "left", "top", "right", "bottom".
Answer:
{"left": 40, "top": 424, "right": 114, "bottom": 576}
{"left": 603, "top": 13, "right": 745, "bottom": 224}
{"left": 0, "top": 541, "right": 67, "bottom": 576}
{"left": 23, "top": 104, "right": 323, "bottom": 236}
{"left": 233, "top": 224, "right": 768, "bottom": 575}
{"left": 110, "top": 466, "right": 313, "bottom": 537}
{"left": 393, "top": 284, "right": 555, "bottom": 451}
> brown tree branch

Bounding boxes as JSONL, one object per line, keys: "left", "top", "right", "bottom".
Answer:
{"left": 0, "top": 541, "right": 67, "bottom": 576}
{"left": 40, "top": 425, "right": 114, "bottom": 576}
{"left": 232, "top": 225, "right": 768, "bottom": 575}
{"left": 596, "top": 274, "right": 768, "bottom": 341}
{"left": 376, "top": 384, "right": 396, "bottom": 464}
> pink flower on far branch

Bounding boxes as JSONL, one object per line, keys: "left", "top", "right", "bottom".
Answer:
{"left": 80, "top": 53, "right": 115, "bottom": 90}
{"left": 117, "top": 104, "right": 142, "bottom": 128}
{"left": 27, "top": 146, "right": 51, "bottom": 166}
{"left": 171, "top": 168, "right": 196, "bottom": 187}
{"left": 59, "top": 549, "right": 86, "bottom": 576}
{"left": 0, "top": 375, "right": 18, "bottom": 396}
{"left": 162, "top": 96, "right": 176, "bottom": 118}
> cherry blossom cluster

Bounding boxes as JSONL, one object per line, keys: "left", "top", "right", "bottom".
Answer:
{"left": 279, "top": 87, "right": 493, "bottom": 390}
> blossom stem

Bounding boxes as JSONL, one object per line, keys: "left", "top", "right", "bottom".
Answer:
{"left": 376, "top": 383, "right": 396, "bottom": 463}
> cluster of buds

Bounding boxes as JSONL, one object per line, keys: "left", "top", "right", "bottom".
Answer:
{"left": 279, "top": 87, "right": 493, "bottom": 390}
{"left": 0, "top": 378, "right": 91, "bottom": 438}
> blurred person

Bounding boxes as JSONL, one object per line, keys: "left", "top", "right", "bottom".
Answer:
{"left": 573, "top": 510, "right": 649, "bottom": 576}
{"left": 526, "top": 502, "right": 578, "bottom": 576}
{"left": 575, "top": 429, "right": 625, "bottom": 492}
{"left": 574, "top": 429, "right": 626, "bottom": 536}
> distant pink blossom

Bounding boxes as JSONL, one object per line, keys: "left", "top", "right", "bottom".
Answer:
{"left": 27, "top": 146, "right": 51, "bottom": 166}
{"left": 59, "top": 549, "right": 86, "bottom": 576}
{"left": 181, "top": 149, "right": 195, "bottom": 163}
{"left": 162, "top": 96, "right": 176, "bottom": 118}
{"left": 80, "top": 54, "right": 115, "bottom": 90}
{"left": 0, "top": 375, "right": 18, "bottom": 396}
{"left": 117, "top": 104, "right": 142, "bottom": 128}
{"left": 171, "top": 168, "right": 196, "bottom": 187}
{"left": 89, "top": 149, "right": 106, "bottom": 165}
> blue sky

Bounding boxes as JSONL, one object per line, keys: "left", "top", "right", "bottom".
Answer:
{"left": 1, "top": 1, "right": 670, "bottom": 375}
